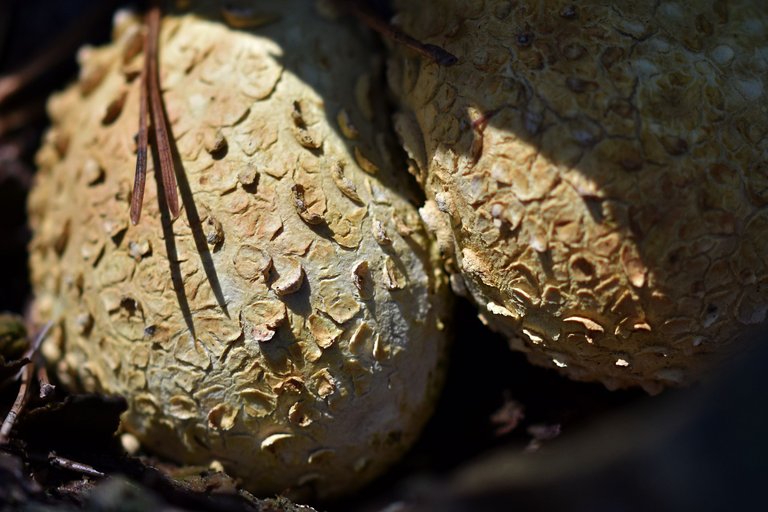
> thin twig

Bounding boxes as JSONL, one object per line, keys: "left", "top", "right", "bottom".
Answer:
{"left": 0, "top": 321, "right": 53, "bottom": 445}
{"left": 11, "top": 321, "right": 52, "bottom": 382}
{"left": 26, "top": 321, "right": 54, "bottom": 359}
{"left": 146, "top": 2, "right": 179, "bottom": 218}
{"left": 48, "top": 452, "right": 106, "bottom": 478}
{"left": 0, "top": 359, "right": 33, "bottom": 444}
{"left": 36, "top": 356, "right": 55, "bottom": 400}
{"left": 334, "top": 0, "right": 458, "bottom": 66}
{"left": 0, "top": 358, "right": 30, "bottom": 392}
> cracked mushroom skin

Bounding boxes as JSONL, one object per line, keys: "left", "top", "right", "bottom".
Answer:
{"left": 389, "top": 1, "right": 768, "bottom": 393}
{"left": 28, "top": 1, "right": 449, "bottom": 499}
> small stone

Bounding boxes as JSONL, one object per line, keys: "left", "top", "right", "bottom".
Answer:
{"left": 120, "top": 433, "right": 141, "bottom": 455}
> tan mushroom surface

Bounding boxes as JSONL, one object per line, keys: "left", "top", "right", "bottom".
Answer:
{"left": 389, "top": 0, "right": 767, "bottom": 393}
{"left": 28, "top": 0, "right": 449, "bottom": 499}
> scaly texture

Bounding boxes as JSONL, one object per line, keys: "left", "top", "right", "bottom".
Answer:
{"left": 389, "top": 0, "right": 767, "bottom": 392}
{"left": 28, "top": 0, "right": 449, "bottom": 499}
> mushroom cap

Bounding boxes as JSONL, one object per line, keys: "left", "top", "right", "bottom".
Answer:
{"left": 389, "top": 0, "right": 768, "bottom": 392}
{"left": 29, "top": 1, "right": 449, "bottom": 498}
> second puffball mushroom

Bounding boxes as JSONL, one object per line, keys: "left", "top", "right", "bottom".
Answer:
{"left": 389, "top": 0, "right": 768, "bottom": 393}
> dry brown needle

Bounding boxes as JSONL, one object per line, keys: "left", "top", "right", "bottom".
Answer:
{"left": 131, "top": 2, "right": 179, "bottom": 225}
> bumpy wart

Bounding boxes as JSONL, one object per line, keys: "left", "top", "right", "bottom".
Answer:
{"left": 389, "top": 0, "right": 767, "bottom": 392}
{"left": 28, "top": 0, "right": 449, "bottom": 499}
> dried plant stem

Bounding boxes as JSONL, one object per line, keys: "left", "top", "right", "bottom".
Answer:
{"left": 334, "top": 0, "right": 458, "bottom": 66}
{"left": 36, "top": 357, "right": 55, "bottom": 400}
{"left": 48, "top": 452, "right": 105, "bottom": 478}
{"left": 0, "top": 322, "right": 53, "bottom": 445}
{"left": 0, "top": 361, "right": 32, "bottom": 444}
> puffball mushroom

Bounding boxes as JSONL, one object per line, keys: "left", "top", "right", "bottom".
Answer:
{"left": 28, "top": 0, "right": 449, "bottom": 499}
{"left": 389, "top": 0, "right": 768, "bottom": 393}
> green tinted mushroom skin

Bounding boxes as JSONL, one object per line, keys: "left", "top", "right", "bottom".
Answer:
{"left": 28, "top": 1, "right": 449, "bottom": 499}
{"left": 389, "top": 0, "right": 768, "bottom": 393}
